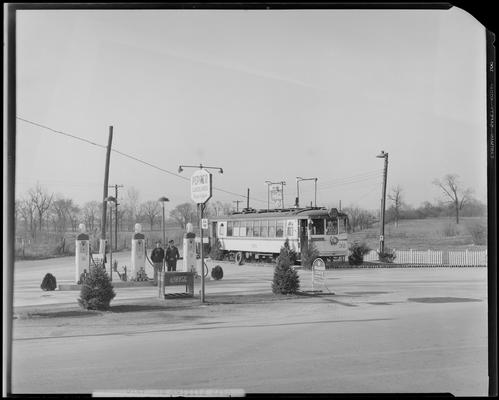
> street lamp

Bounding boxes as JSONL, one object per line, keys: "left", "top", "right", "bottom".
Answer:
{"left": 104, "top": 195, "right": 117, "bottom": 281}
{"left": 265, "top": 180, "right": 286, "bottom": 210}
{"left": 158, "top": 197, "right": 170, "bottom": 248}
{"left": 376, "top": 151, "right": 389, "bottom": 255}
{"left": 296, "top": 177, "right": 318, "bottom": 208}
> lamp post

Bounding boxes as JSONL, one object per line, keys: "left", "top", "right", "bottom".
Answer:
{"left": 179, "top": 164, "right": 223, "bottom": 303}
{"left": 104, "top": 196, "right": 116, "bottom": 281}
{"left": 296, "top": 177, "right": 318, "bottom": 208}
{"left": 265, "top": 180, "right": 286, "bottom": 210}
{"left": 158, "top": 196, "right": 169, "bottom": 272}
{"left": 376, "top": 151, "right": 389, "bottom": 255}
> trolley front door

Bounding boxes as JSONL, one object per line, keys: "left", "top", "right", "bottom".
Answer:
{"left": 299, "top": 219, "right": 308, "bottom": 255}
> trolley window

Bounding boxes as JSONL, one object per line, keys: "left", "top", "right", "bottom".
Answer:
{"left": 253, "top": 220, "right": 260, "bottom": 237}
{"left": 338, "top": 217, "right": 347, "bottom": 234}
{"left": 311, "top": 218, "right": 325, "bottom": 235}
{"left": 276, "top": 220, "right": 284, "bottom": 237}
{"left": 260, "top": 220, "right": 268, "bottom": 237}
{"left": 286, "top": 220, "right": 294, "bottom": 237}
{"left": 326, "top": 219, "right": 338, "bottom": 235}
{"left": 268, "top": 220, "right": 276, "bottom": 237}
{"left": 233, "top": 220, "right": 240, "bottom": 237}
{"left": 240, "top": 221, "right": 247, "bottom": 237}
{"left": 246, "top": 220, "right": 253, "bottom": 237}
{"left": 227, "top": 221, "right": 233, "bottom": 237}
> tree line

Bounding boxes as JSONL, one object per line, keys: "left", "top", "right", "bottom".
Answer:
{"left": 15, "top": 174, "right": 485, "bottom": 238}
{"left": 15, "top": 184, "right": 234, "bottom": 238}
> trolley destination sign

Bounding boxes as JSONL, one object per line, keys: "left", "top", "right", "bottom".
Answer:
{"left": 190, "top": 169, "right": 212, "bottom": 204}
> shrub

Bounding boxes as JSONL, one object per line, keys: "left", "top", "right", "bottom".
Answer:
{"left": 442, "top": 223, "right": 458, "bottom": 237}
{"left": 78, "top": 266, "right": 116, "bottom": 310}
{"left": 378, "top": 248, "right": 396, "bottom": 263}
{"left": 211, "top": 265, "right": 224, "bottom": 280}
{"left": 467, "top": 222, "right": 487, "bottom": 245}
{"left": 300, "top": 241, "right": 319, "bottom": 269}
{"left": 348, "top": 242, "right": 371, "bottom": 265}
{"left": 41, "top": 273, "right": 57, "bottom": 291}
{"left": 272, "top": 245, "right": 300, "bottom": 295}
{"left": 209, "top": 238, "right": 224, "bottom": 261}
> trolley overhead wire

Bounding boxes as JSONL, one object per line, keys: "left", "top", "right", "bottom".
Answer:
{"left": 16, "top": 117, "right": 267, "bottom": 204}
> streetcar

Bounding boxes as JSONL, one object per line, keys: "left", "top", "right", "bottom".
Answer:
{"left": 208, "top": 207, "right": 349, "bottom": 264}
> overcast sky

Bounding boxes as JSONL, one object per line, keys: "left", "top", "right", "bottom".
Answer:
{"left": 15, "top": 7, "right": 487, "bottom": 212}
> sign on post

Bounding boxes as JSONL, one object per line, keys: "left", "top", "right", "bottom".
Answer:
{"left": 191, "top": 169, "right": 212, "bottom": 204}
{"left": 201, "top": 218, "right": 208, "bottom": 229}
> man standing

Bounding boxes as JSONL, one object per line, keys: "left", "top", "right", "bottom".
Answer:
{"left": 165, "top": 239, "right": 180, "bottom": 272}
{"left": 150, "top": 241, "right": 165, "bottom": 282}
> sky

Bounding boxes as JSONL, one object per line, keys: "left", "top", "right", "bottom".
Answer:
{"left": 15, "top": 7, "right": 488, "bottom": 213}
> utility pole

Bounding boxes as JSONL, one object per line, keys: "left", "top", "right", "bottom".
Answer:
{"left": 376, "top": 151, "right": 389, "bottom": 254}
{"left": 109, "top": 184, "right": 124, "bottom": 251}
{"left": 233, "top": 200, "right": 242, "bottom": 212}
{"left": 100, "top": 126, "right": 113, "bottom": 256}
{"left": 246, "top": 188, "right": 250, "bottom": 209}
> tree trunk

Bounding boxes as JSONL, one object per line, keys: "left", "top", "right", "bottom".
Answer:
{"left": 455, "top": 200, "right": 460, "bottom": 224}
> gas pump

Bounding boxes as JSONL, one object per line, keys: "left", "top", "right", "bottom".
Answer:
{"left": 75, "top": 223, "right": 90, "bottom": 283}
{"left": 131, "top": 223, "right": 145, "bottom": 279}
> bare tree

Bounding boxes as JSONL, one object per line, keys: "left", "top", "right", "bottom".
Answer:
{"left": 207, "top": 200, "right": 232, "bottom": 217}
{"left": 28, "top": 184, "right": 53, "bottom": 232}
{"left": 17, "top": 197, "right": 36, "bottom": 235}
{"left": 82, "top": 201, "right": 101, "bottom": 231}
{"left": 169, "top": 202, "right": 198, "bottom": 228}
{"left": 343, "top": 206, "right": 375, "bottom": 232}
{"left": 387, "top": 185, "right": 404, "bottom": 227}
{"left": 140, "top": 200, "right": 161, "bottom": 230}
{"left": 124, "top": 187, "right": 140, "bottom": 230}
{"left": 433, "top": 174, "right": 473, "bottom": 224}
{"left": 51, "top": 196, "right": 78, "bottom": 233}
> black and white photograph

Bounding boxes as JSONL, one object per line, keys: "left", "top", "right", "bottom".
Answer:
{"left": 4, "top": 3, "right": 496, "bottom": 397}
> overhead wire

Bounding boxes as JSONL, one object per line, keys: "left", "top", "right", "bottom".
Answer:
{"left": 16, "top": 117, "right": 267, "bottom": 204}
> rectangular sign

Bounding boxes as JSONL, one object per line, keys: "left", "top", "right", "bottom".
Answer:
{"left": 201, "top": 218, "right": 208, "bottom": 229}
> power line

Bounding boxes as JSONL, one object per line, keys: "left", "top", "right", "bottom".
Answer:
{"left": 17, "top": 117, "right": 267, "bottom": 204}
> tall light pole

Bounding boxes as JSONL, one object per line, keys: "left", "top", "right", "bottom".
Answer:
{"left": 296, "top": 177, "right": 318, "bottom": 208}
{"left": 376, "top": 151, "right": 389, "bottom": 254}
{"left": 265, "top": 180, "right": 286, "bottom": 210}
{"left": 179, "top": 164, "right": 223, "bottom": 303}
{"left": 104, "top": 196, "right": 116, "bottom": 281}
{"left": 158, "top": 196, "right": 169, "bottom": 266}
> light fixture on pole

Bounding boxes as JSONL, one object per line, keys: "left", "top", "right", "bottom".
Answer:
{"left": 158, "top": 196, "right": 169, "bottom": 270}
{"left": 104, "top": 196, "right": 117, "bottom": 281}
{"left": 296, "top": 177, "right": 318, "bottom": 208}
{"left": 376, "top": 151, "right": 389, "bottom": 255}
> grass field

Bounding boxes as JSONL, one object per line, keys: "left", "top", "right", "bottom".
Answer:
{"left": 349, "top": 217, "right": 487, "bottom": 251}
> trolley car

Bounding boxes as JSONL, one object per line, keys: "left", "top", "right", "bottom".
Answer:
{"left": 209, "top": 207, "right": 349, "bottom": 264}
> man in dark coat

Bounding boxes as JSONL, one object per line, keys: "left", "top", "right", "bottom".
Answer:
{"left": 165, "top": 240, "right": 180, "bottom": 272}
{"left": 150, "top": 241, "right": 165, "bottom": 282}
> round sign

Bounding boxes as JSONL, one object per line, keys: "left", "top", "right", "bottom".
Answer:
{"left": 191, "top": 169, "right": 212, "bottom": 204}
{"left": 312, "top": 257, "right": 326, "bottom": 270}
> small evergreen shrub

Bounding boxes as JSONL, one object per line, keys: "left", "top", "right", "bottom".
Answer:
{"left": 211, "top": 265, "right": 224, "bottom": 280}
{"left": 378, "top": 248, "right": 396, "bottom": 263}
{"left": 272, "top": 245, "right": 300, "bottom": 295}
{"left": 78, "top": 266, "right": 116, "bottom": 310}
{"left": 300, "top": 241, "right": 319, "bottom": 269}
{"left": 41, "top": 273, "right": 57, "bottom": 291}
{"left": 209, "top": 238, "right": 224, "bottom": 261}
{"left": 348, "top": 242, "right": 371, "bottom": 265}
{"left": 467, "top": 222, "right": 487, "bottom": 245}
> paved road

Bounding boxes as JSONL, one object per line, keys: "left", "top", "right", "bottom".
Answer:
{"left": 10, "top": 256, "right": 488, "bottom": 395}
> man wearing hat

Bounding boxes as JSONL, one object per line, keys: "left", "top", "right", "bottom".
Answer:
{"left": 165, "top": 240, "right": 180, "bottom": 272}
{"left": 150, "top": 241, "right": 165, "bottom": 283}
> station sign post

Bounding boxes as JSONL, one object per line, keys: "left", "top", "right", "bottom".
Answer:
{"left": 190, "top": 169, "right": 212, "bottom": 303}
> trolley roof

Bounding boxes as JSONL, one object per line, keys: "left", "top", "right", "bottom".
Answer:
{"left": 210, "top": 207, "right": 348, "bottom": 221}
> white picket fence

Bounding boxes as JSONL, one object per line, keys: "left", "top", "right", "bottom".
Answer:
{"left": 362, "top": 249, "right": 487, "bottom": 266}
